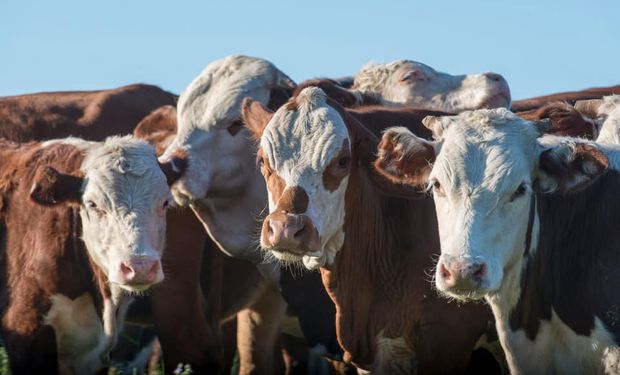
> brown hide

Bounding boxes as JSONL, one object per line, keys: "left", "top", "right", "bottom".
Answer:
{"left": 0, "top": 141, "right": 108, "bottom": 374}
{"left": 298, "top": 101, "right": 495, "bottom": 373}
{"left": 511, "top": 84, "right": 620, "bottom": 112}
{"left": 0, "top": 84, "right": 176, "bottom": 142}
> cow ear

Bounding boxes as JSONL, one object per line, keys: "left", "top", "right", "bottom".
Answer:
{"left": 241, "top": 97, "right": 274, "bottom": 139}
{"left": 538, "top": 140, "right": 609, "bottom": 194}
{"left": 30, "top": 166, "right": 83, "bottom": 206}
{"left": 374, "top": 127, "right": 438, "bottom": 187}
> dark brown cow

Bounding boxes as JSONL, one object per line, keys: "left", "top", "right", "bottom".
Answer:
{"left": 0, "top": 84, "right": 176, "bottom": 141}
{"left": 0, "top": 137, "right": 176, "bottom": 374}
{"left": 242, "top": 86, "right": 497, "bottom": 374}
{"left": 511, "top": 84, "right": 620, "bottom": 112}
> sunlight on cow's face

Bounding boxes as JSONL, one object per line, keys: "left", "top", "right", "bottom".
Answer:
{"left": 80, "top": 137, "right": 172, "bottom": 293}
{"left": 375, "top": 108, "right": 610, "bottom": 301}
{"left": 355, "top": 60, "right": 511, "bottom": 112}
{"left": 258, "top": 87, "right": 351, "bottom": 270}
{"left": 426, "top": 110, "right": 539, "bottom": 300}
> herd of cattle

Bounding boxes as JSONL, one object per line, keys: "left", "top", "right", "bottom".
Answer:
{"left": 0, "top": 54, "right": 619, "bottom": 375}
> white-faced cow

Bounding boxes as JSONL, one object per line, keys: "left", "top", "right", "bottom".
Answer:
{"left": 160, "top": 55, "right": 295, "bottom": 262}
{"left": 573, "top": 95, "right": 620, "bottom": 144}
{"left": 0, "top": 136, "right": 177, "bottom": 375}
{"left": 375, "top": 108, "right": 620, "bottom": 374}
{"left": 351, "top": 60, "right": 511, "bottom": 112}
{"left": 242, "top": 86, "right": 498, "bottom": 374}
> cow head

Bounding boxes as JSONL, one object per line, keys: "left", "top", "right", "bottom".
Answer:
{"left": 374, "top": 108, "right": 609, "bottom": 301}
{"left": 353, "top": 60, "right": 511, "bottom": 112}
{"left": 243, "top": 87, "right": 352, "bottom": 270}
{"left": 31, "top": 137, "right": 177, "bottom": 293}
{"left": 158, "top": 55, "right": 295, "bottom": 259}
{"left": 575, "top": 95, "right": 620, "bottom": 144}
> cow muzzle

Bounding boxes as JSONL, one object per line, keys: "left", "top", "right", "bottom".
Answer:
{"left": 436, "top": 255, "right": 488, "bottom": 299}
{"left": 262, "top": 212, "right": 320, "bottom": 256}
{"left": 115, "top": 256, "right": 163, "bottom": 290}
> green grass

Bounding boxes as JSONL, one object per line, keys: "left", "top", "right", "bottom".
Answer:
{"left": 0, "top": 347, "right": 10, "bottom": 375}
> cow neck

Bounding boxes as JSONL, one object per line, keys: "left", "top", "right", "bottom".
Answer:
{"left": 320, "top": 111, "right": 439, "bottom": 367}
{"left": 503, "top": 170, "right": 620, "bottom": 343}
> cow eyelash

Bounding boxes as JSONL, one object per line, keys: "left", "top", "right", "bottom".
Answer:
{"left": 85, "top": 200, "right": 97, "bottom": 209}
{"left": 429, "top": 180, "right": 446, "bottom": 197}
{"left": 510, "top": 183, "right": 528, "bottom": 202}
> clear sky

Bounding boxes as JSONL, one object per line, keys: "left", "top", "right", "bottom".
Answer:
{"left": 1, "top": 0, "right": 618, "bottom": 100}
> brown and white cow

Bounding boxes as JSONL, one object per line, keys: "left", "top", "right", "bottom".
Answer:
{"left": 242, "top": 86, "right": 496, "bottom": 374}
{"left": 351, "top": 60, "right": 511, "bottom": 111}
{"left": 0, "top": 136, "right": 178, "bottom": 375}
{"left": 375, "top": 108, "right": 620, "bottom": 374}
{"left": 0, "top": 84, "right": 177, "bottom": 142}
{"left": 511, "top": 84, "right": 620, "bottom": 113}
{"left": 574, "top": 95, "right": 620, "bottom": 144}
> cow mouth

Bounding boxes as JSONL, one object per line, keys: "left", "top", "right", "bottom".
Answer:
{"left": 116, "top": 281, "right": 159, "bottom": 295}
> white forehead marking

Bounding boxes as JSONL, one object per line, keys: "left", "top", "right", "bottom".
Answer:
{"left": 177, "top": 55, "right": 295, "bottom": 133}
{"left": 432, "top": 109, "right": 539, "bottom": 195}
{"left": 260, "top": 87, "right": 349, "bottom": 182}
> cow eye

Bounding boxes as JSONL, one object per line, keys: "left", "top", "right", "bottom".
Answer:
{"left": 85, "top": 200, "right": 98, "bottom": 209}
{"left": 510, "top": 183, "right": 528, "bottom": 202}
{"left": 337, "top": 156, "right": 350, "bottom": 169}
{"left": 431, "top": 180, "right": 445, "bottom": 197}
{"left": 163, "top": 199, "right": 171, "bottom": 209}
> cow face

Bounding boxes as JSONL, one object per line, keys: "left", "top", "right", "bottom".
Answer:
{"left": 244, "top": 87, "right": 351, "bottom": 270}
{"left": 374, "top": 108, "right": 608, "bottom": 301}
{"left": 31, "top": 137, "right": 174, "bottom": 293}
{"left": 158, "top": 55, "right": 295, "bottom": 258}
{"left": 353, "top": 60, "right": 511, "bottom": 112}
{"left": 592, "top": 95, "right": 620, "bottom": 144}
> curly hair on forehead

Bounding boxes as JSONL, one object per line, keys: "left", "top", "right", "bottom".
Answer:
{"left": 352, "top": 60, "right": 411, "bottom": 94}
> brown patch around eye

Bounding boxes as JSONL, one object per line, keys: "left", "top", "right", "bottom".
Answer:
{"left": 322, "top": 139, "right": 351, "bottom": 192}
{"left": 258, "top": 148, "right": 286, "bottom": 204}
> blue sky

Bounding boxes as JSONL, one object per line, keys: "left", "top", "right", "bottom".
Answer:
{"left": 1, "top": 0, "right": 618, "bottom": 99}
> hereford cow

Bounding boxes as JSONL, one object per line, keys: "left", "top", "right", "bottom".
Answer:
{"left": 0, "top": 136, "right": 178, "bottom": 375}
{"left": 511, "top": 84, "right": 620, "bottom": 112}
{"left": 0, "top": 84, "right": 177, "bottom": 142}
{"left": 241, "top": 86, "right": 496, "bottom": 374}
{"left": 574, "top": 95, "right": 620, "bottom": 144}
{"left": 350, "top": 59, "right": 511, "bottom": 111}
{"left": 375, "top": 108, "right": 620, "bottom": 374}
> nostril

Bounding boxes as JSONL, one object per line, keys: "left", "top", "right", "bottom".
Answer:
{"left": 485, "top": 73, "right": 502, "bottom": 82}
{"left": 472, "top": 263, "right": 486, "bottom": 280}
{"left": 120, "top": 262, "right": 135, "bottom": 280}
{"left": 293, "top": 224, "right": 306, "bottom": 239}
{"left": 439, "top": 263, "right": 452, "bottom": 280}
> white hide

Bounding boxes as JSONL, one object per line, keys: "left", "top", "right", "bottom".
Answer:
{"left": 352, "top": 60, "right": 511, "bottom": 112}
{"left": 491, "top": 307, "right": 618, "bottom": 375}
{"left": 160, "top": 55, "right": 295, "bottom": 260}
{"left": 596, "top": 95, "right": 620, "bottom": 145}
{"left": 44, "top": 289, "right": 132, "bottom": 375}
{"left": 260, "top": 87, "right": 349, "bottom": 270}
{"left": 78, "top": 136, "right": 171, "bottom": 292}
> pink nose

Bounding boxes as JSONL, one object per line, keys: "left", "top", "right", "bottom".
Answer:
{"left": 438, "top": 260, "right": 486, "bottom": 290}
{"left": 119, "top": 257, "right": 161, "bottom": 285}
